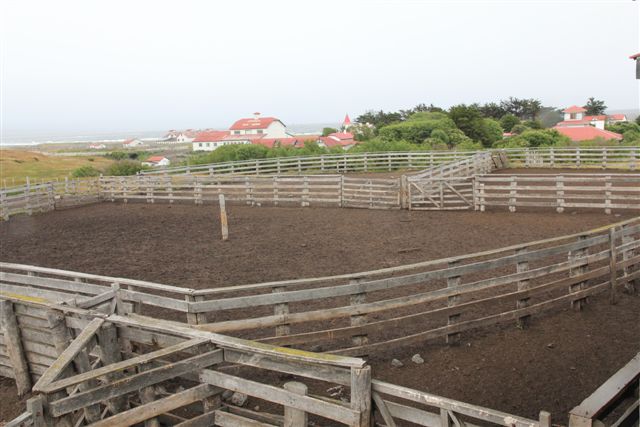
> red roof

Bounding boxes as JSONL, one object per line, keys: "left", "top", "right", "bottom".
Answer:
{"left": 563, "top": 105, "right": 587, "bottom": 113}
{"left": 553, "top": 126, "right": 622, "bottom": 142}
{"left": 229, "top": 117, "right": 280, "bottom": 130}
{"left": 147, "top": 156, "right": 166, "bottom": 162}
{"left": 193, "top": 131, "right": 230, "bottom": 142}
{"left": 630, "top": 53, "right": 640, "bottom": 59}
{"left": 343, "top": 114, "right": 351, "bottom": 125}
{"left": 252, "top": 138, "right": 302, "bottom": 149}
{"left": 327, "top": 132, "right": 355, "bottom": 141}
{"left": 555, "top": 120, "right": 591, "bottom": 127}
{"left": 583, "top": 115, "right": 607, "bottom": 121}
{"left": 608, "top": 114, "right": 626, "bottom": 121}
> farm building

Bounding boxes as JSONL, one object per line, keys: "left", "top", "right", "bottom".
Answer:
{"left": 318, "top": 131, "right": 359, "bottom": 149}
{"left": 141, "top": 155, "right": 170, "bottom": 167}
{"left": 88, "top": 143, "right": 106, "bottom": 150}
{"left": 553, "top": 105, "right": 623, "bottom": 142}
{"left": 122, "top": 138, "right": 145, "bottom": 148}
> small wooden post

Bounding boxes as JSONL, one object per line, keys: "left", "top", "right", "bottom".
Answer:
{"left": 446, "top": 261, "right": 461, "bottom": 345}
{"left": 273, "top": 286, "right": 290, "bottom": 337}
{"left": 349, "top": 278, "right": 368, "bottom": 350}
{"left": 604, "top": 176, "right": 612, "bottom": 214}
{"left": 302, "top": 176, "right": 309, "bottom": 207}
{"left": 138, "top": 363, "right": 161, "bottom": 427}
{"left": 556, "top": 176, "right": 565, "bottom": 213}
{"left": 186, "top": 295, "right": 207, "bottom": 325}
{"left": 539, "top": 411, "right": 552, "bottom": 427}
{"left": 509, "top": 176, "right": 517, "bottom": 212}
{"left": 25, "top": 176, "right": 32, "bottom": 215}
{"left": 609, "top": 228, "right": 618, "bottom": 305}
{"left": 283, "top": 381, "right": 308, "bottom": 427}
{"left": 96, "top": 323, "right": 128, "bottom": 413}
{"left": 27, "top": 395, "right": 46, "bottom": 427}
{"left": 479, "top": 183, "right": 486, "bottom": 212}
{"left": 621, "top": 224, "right": 636, "bottom": 293}
{"left": 569, "top": 235, "right": 589, "bottom": 311}
{"left": 516, "top": 247, "right": 530, "bottom": 328}
{"left": 273, "top": 176, "right": 279, "bottom": 206}
{"left": 219, "top": 194, "right": 229, "bottom": 241}
{"left": 350, "top": 366, "right": 372, "bottom": 427}
{"left": 0, "top": 300, "right": 32, "bottom": 395}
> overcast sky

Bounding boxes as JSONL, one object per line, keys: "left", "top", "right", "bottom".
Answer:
{"left": 1, "top": 0, "right": 639, "bottom": 135}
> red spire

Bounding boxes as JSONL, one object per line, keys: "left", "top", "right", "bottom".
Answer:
{"left": 343, "top": 114, "right": 352, "bottom": 125}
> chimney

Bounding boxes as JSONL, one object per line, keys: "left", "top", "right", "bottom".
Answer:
{"left": 253, "top": 112, "right": 261, "bottom": 119}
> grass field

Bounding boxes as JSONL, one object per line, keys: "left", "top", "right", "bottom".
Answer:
{"left": 0, "top": 149, "right": 114, "bottom": 187}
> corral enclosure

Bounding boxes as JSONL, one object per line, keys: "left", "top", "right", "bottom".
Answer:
{"left": 1, "top": 147, "right": 639, "bottom": 427}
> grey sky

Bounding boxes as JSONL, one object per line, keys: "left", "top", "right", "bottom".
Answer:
{"left": 1, "top": 0, "right": 639, "bottom": 134}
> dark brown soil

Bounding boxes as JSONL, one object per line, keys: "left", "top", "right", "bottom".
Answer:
{"left": 0, "top": 198, "right": 639, "bottom": 423}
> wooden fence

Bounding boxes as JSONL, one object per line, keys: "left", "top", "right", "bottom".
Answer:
{"left": 476, "top": 174, "right": 640, "bottom": 213}
{"left": 3, "top": 217, "right": 638, "bottom": 361}
{"left": 141, "top": 147, "right": 640, "bottom": 177}
{"left": 0, "top": 286, "right": 550, "bottom": 427}
{"left": 0, "top": 178, "right": 100, "bottom": 220}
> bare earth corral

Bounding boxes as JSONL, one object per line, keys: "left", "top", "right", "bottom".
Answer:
{"left": 0, "top": 168, "right": 639, "bottom": 423}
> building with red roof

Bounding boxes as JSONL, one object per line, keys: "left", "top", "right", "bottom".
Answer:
{"left": 553, "top": 105, "right": 623, "bottom": 142}
{"left": 318, "top": 131, "right": 360, "bottom": 150}
{"left": 228, "top": 112, "right": 289, "bottom": 139}
{"left": 142, "top": 156, "right": 170, "bottom": 167}
{"left": 553, "top": 126, "right": 622, "bottom": 142}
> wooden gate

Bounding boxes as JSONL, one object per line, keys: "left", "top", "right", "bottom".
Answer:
{"left": 408, "top": 177, "right": 474, "bottom": 210}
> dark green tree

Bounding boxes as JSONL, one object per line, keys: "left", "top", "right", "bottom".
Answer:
{"left": 499, "top": 114, "right": 520, "bottom": 132}
{"left": 322, "top": 127, "right": 338, "bottom": 136}
{"left": 583, "top": 97, "right": 607, "bottom": 115}
{"left": 479, "top": 103, "right": 507, "bottom": 119}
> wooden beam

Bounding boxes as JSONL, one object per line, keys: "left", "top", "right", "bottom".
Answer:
{"left": 283, "top": 381, "right": 308, "bottom": 427}
{"left": 0, "top": 299, "right": 32, "bottom": 395}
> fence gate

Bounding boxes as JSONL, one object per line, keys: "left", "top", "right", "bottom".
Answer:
{"left": 408, "top": 177, "right": 474, "bottom": 210}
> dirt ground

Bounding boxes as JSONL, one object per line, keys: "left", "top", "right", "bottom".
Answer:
{"left": 1, "top": 185, "right": 639, "bottom": 423}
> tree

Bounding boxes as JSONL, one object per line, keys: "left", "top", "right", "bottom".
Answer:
{"left": 355, "top": 110, "right": 402, "bottom": 129}
{"left": 636, "top": 115, "right": 640, "bottom": 125}
{"left": 500, "top": 97, "right": 543, "bottom": 120}
{"left": 479, "top": 103, "right": 507, "bottom": 120}
{"left": 583, "top": 97, "right": 607, "bottom": 116}
{"left": 499, "top": 114, "right": 520, "bottom": 132}
{"left": 322, "top": 127, "right": 338, "bottom": 137}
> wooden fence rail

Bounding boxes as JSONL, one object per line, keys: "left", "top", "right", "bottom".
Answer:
{"left": 140, "top": 147, "right": 640, "bottom": 177}
{"left": 476, "top": 174, "right": 640, "bottom": 213}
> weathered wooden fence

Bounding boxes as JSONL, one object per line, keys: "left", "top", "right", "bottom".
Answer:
{"left": 476, "top": 174, "right": 640, "bottom": 213}
{"left": 0, "top": 178, "right": 100, "bottom": 220}
{"left": 140, "top": 147, "right": 640, "bottom": 177}
{"left": 3, "top": 217, "right": 638, "bottom": 361}
{"left": 0, "top": 287, "right": 551, "bottom": 427}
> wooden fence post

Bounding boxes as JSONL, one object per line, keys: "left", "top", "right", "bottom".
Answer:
{"left": 446, "top": 261, "right": 461, "bottom": 345}
{"left": 95, "top": 323, "right": 129, "bottom": 413}
{"left": 1, "top": 190, "right": 8, "bottom": 220}
{"left": 273, "top": 286, "right": 290, "bottom": 337}
{"left": 569, "top": 235, "right": 589, "bottom": 311}
{"left": 556, "top": 176, "right": 565, "bottom": 213}
{"left": 0, "top": 300, "right": 32, "bottom": 395}
{"left": 479, "top": 183, "right": 486, "bottom": 212}
{"left": 516, "top": 247, "right": 530, "bottom": 328}
{"left": 509, "top": 176, "right": 517, "bottom": 213}
{"left": 621, "top": 224, "right": 637, "bottom": 293}
{"left": 349, "top": 278, "right": 368, "bottom": 350}
{"left": 273, "top": 176, "right": 279, "bottom": 206}
{"left": 25, "top": 176, "right": 32, "bottom": 215}
{"left": 604, "top": 175, "right": 612, "bottom": 214}
{"left": 609, "top": 228, "right": 618, "bottom": 305}
{"left": 283, "top": 382, "right": 308, "bottom": 427}
{"left": 27, "top": 395, "right": 46, "bottom": 427}
{"left": 539, "top": 411, "right": 551, "bottom": 427}
{"left": 302, "top": 176, "right": 309, "bottom": 207}
{"left": 219, "top": 194, "right": 229, "bottom": 241}
{"left": 351, "top": 366, "right": 371, "bottom": 427}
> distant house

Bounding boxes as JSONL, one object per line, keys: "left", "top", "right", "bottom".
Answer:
{"left": 192, "top": 131, "right": 252, "bottom": 151}
{"left": 228, "top": 113, "right": 289, "bottom": 138}
{"left": 122, "top": 138, "right": 145, "bottom": 148}
{"left": 88, "top": 143, "right": 106, "bottom": 150}
{"left": 553, "top": 105, "right": 623, "bottom": 142}
{"left": 142, "top": 156, "right": 171, "bottom": 167}
{"left": 318, "top": 131, "right": 360, "bottom": 150}
{"left": 162, "top": 129, "right": 200, "bottom": 144}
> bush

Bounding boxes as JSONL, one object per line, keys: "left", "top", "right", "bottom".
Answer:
{"left": 378, "top": 116, "right": 456, "bottom": 144}
{"left": 430, "top": 129, "right": 450, "bottom": 145}
{"left": 498, "top": 129, "right": 570, "bottom": 148}
{"left": 72, "top": 166, "right": 101, "bottom": 177}
{"left": 322, "top": 127, "right": 338, "bottom": 137}
{"left": 499, "top": 114, "right": 520, "bottom": 132}
{"left": 105, "top": 160, "right": 144, "bottom": 176}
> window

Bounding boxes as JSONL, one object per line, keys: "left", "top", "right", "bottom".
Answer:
{"left": 257, "top": 129, "right": 263, "bottom": 134}
{"left": 234, "top": 130, "right": 241, "bottom": 134}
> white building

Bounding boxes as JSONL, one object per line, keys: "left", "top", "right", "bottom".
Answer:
{"left": 556, "top": 106, "right": 627, "bottom": 130}
{"left": 122, "top": 138, "right": 145, "bottom": 148}
{"left": 228, "top": 113, "right": 289, "bottom": 138}
{"left": 88, "top": 143, "right": 106, "bottom": 150}
{"left": 142, "top": 156, "right": 171, "bottom": 167}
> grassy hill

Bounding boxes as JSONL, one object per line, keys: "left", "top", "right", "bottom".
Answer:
{"left": 0, "top": 149, "right": 113, "bottom": 187}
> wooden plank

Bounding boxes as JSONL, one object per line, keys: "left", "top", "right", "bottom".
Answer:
{"left": 372, "top": 392, "right": 397, "bottom": 427}
{"left": 33, "top": 318, "right": 104, "bottom": 392}
{"left": 569, "top": 353, "right": 640, "bottom": 421}
{"left": 88, "top": 384, "right": 218, "bottom": 427}
{"left": 42, "top": 337, "right": 209, "bottom": 393}
{"left": 0, "top": 300, "right": 32, "bottom": 395}
{"left": 214, "top": 411, "right": 276, "bottom": 427}
{"left": 199, "top": 369, "right": 360, "bottom": 425}
{"left": 351, "top": 366, "right": 371, "bottom": 427}
{"left": 283, "top": 381, "right": 308, "bottom": 427}
{"left": 50, "top": 349, "right": 224, "bottom": 416}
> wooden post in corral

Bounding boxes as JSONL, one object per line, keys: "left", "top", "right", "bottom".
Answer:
{"left": 273, "top": 286, "right": 290, "bottom": 337}
{"left": 219, "top": 194, "right": 229, "bottom": 241}
{"left": 621, "top": 224, "right": 637, "bottom": 293}
{"left": 609, "top": 228, "right": 618, "bottom": 305}
{"left": 284, "top": 381, "right": 308, "bottom": 427}
{"left": 351, "top": 366, "right": 372, "bottom": 427}
{"left": 446, "top": 261, "right": 461, "bottom": 345}
{"left": 516, "top": 247, "right": 530, "bottom": 328}
{"left": 569, "top": 235, "right": 589, "bottom": 311}
{"left": 556, "top": 176, "right": 565, "bottom": 213}
{"left": 350, "top": 278, "right": 368, "bottom": 351}
{"left": 0, "top": 300, "right": 32, "bottom": 395}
